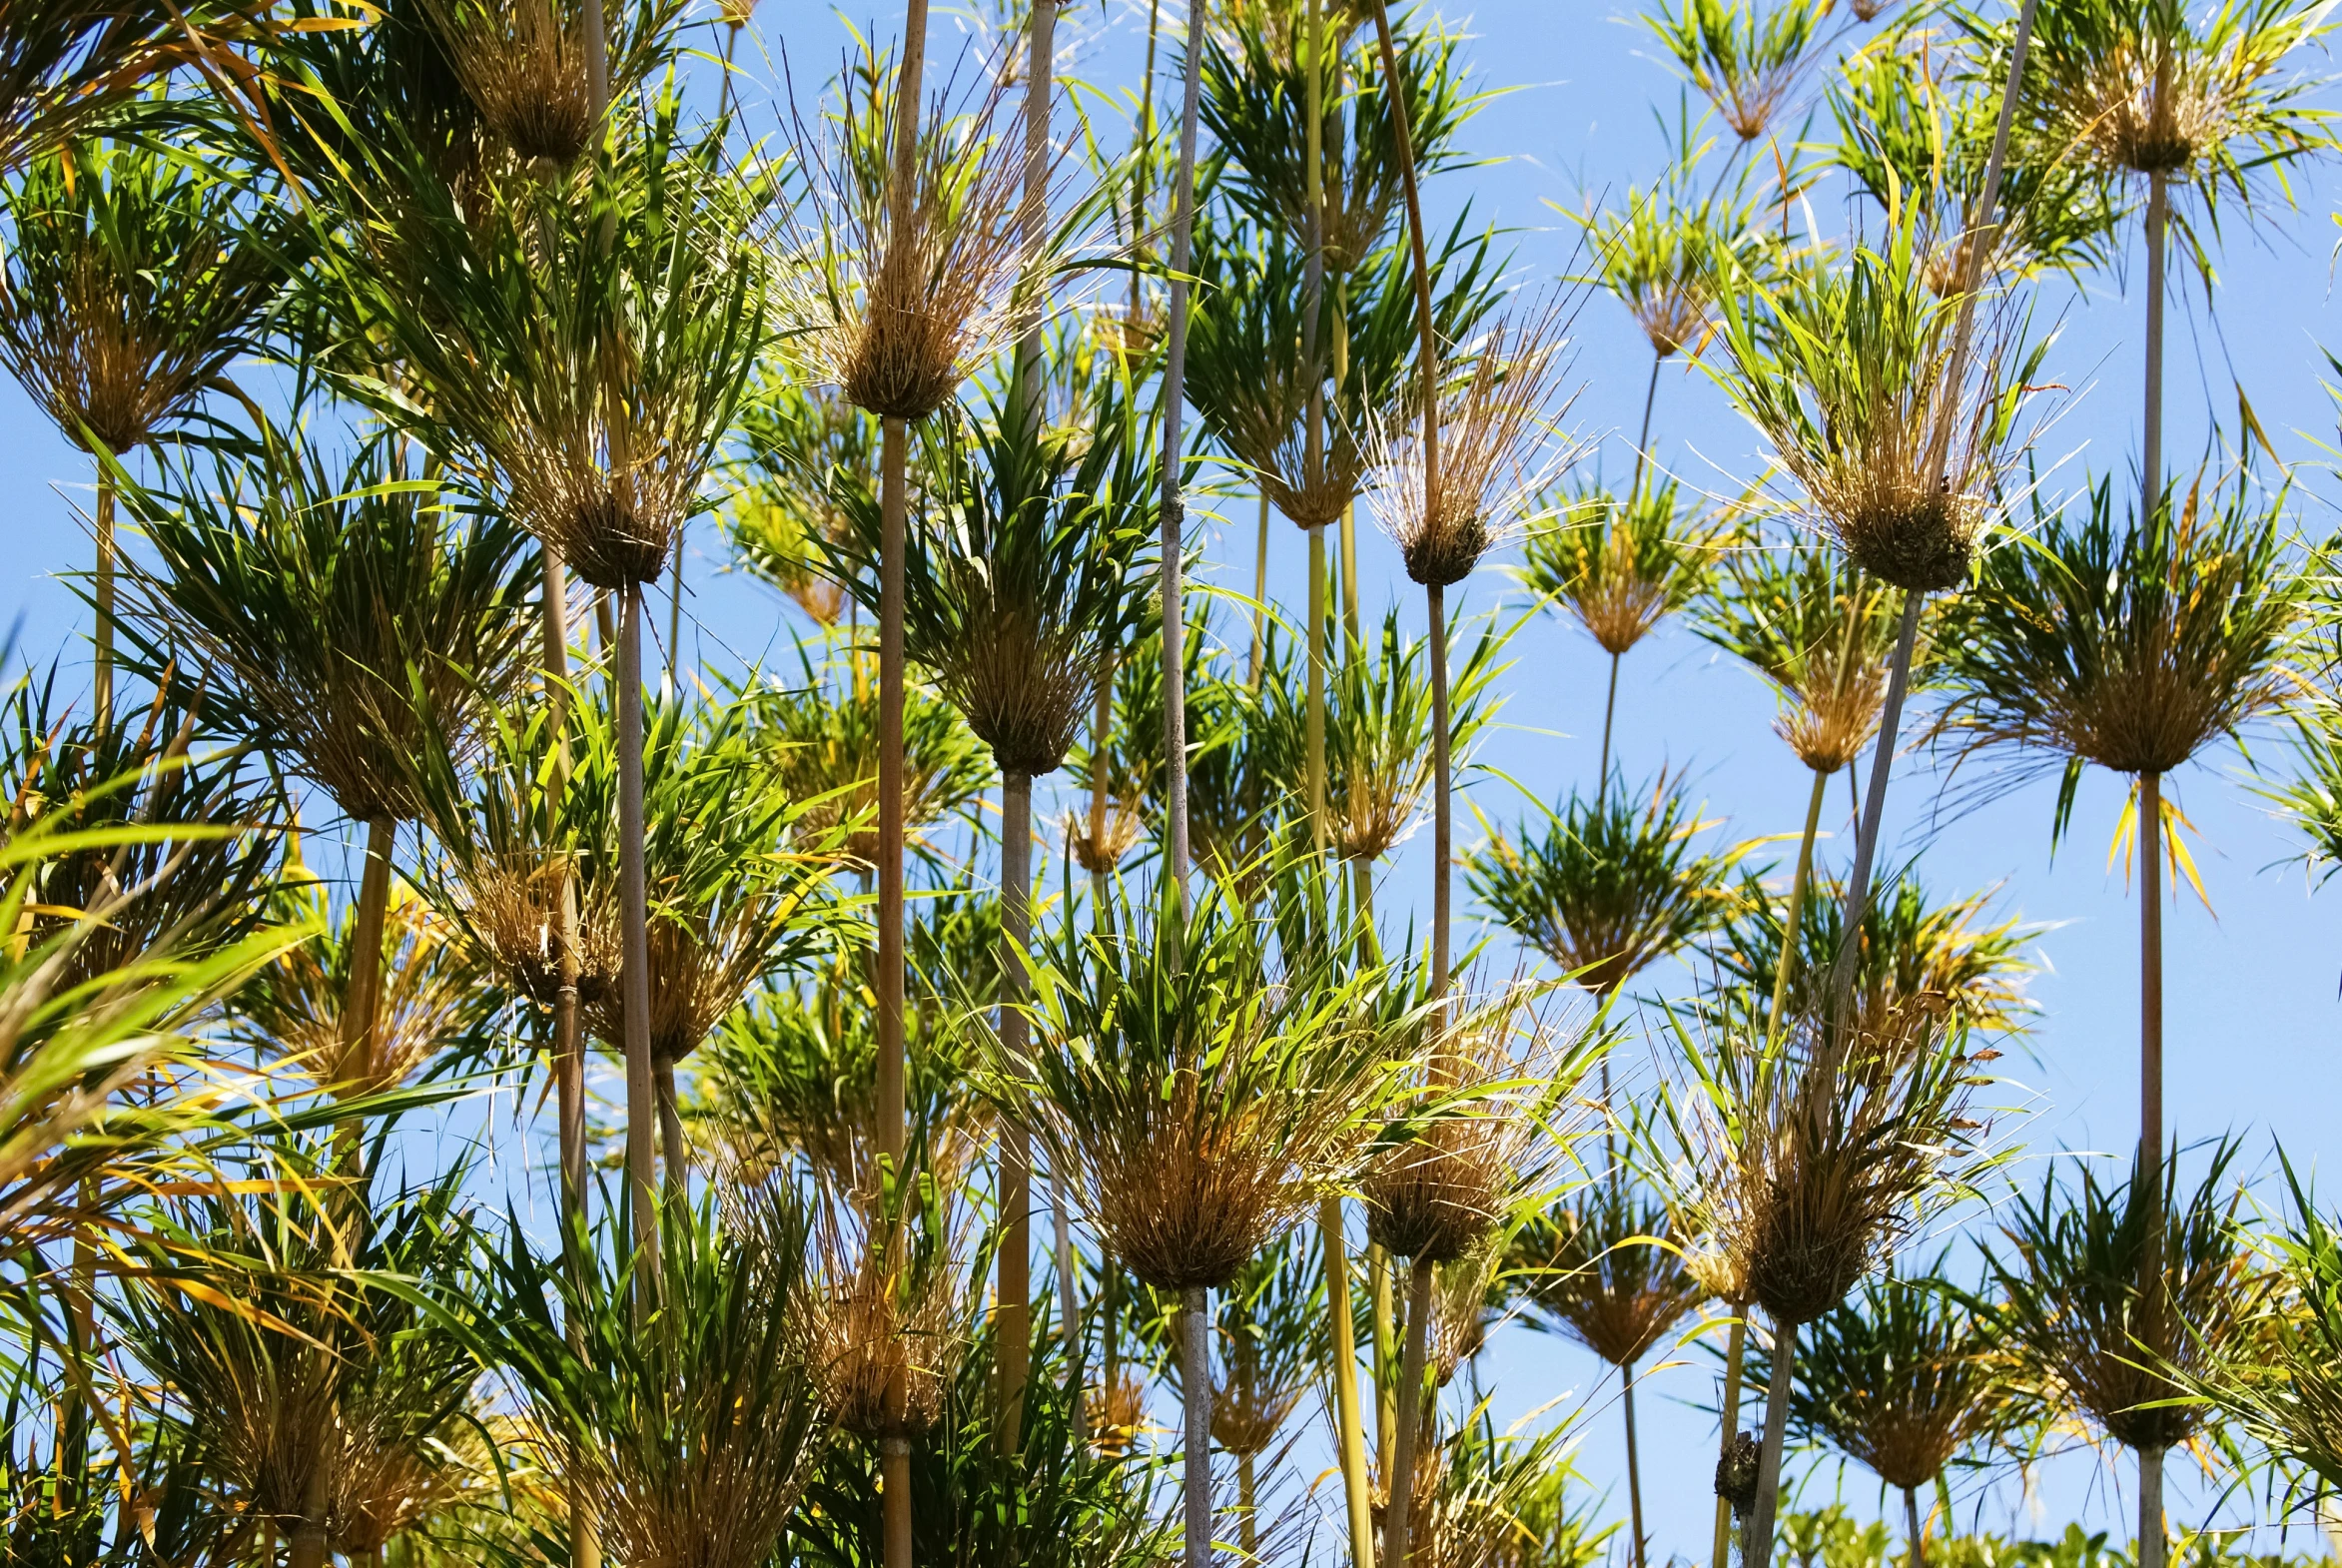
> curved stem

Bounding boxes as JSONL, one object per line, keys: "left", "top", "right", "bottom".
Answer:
{"left": 1823, "top": 592, "right": 1921, "bottom": 1066}
{"left": 1628, "top": 352, "right": 1661, "bottom": 506}
{"left": 1052, "top": 1174, "right": 1083, "bottom": 1439}
{"left": 1765, "top": 769, "right": 1831, "bottom": 1049}
{"left": 1368, "top": 0, "right": 1438, "bottom": 511}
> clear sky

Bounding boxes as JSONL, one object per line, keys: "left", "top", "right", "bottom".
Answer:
{"left": 8, "top": 0, "right": 2342, "bottom": 1559}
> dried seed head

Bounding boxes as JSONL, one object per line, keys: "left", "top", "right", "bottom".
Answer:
{"left": 1377, "top": 293, "right": 1579, "bottom": 589}
{"left": 1086, "top": 1372, "right": 1148, "bottom": 1456}
{"left": 446, "top": 851, "right": 621, "bottom": 1007}
{"left": 418, "top": 0, "right": 596, "bottom": 166}
{"left": 792, "top": 57, "right": 1050, "bottom": 422}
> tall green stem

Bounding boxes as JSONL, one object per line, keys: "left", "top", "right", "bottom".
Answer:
{"left": 1181, "top": 1286, "right": 1214, "bottom": 1568}
{"left": 1711, "top": 1314, "right": 1748, "bottom": 1568}
{"left": 1323, "top": 1196, "right": 1374, "bottom": 1568}
{"left": 998, "top": 770, "right": 1035, "bottom": 1454}
{"left": 617, "top": 585, "right": 659, "bottom": 1301}
{"left": 1250, "top": 491, "right": 1269, "bottom": 687}
{"left": 94, "top": 474, "right": 115, "bottom": 732}
{"left": 1746, "top": 1316, "right": 1798, "bottom": 1566}
{"left": 1596, "top": 650, "right": 1621, "bottom": 807}
{"left": 1629, "top": 351, "right": 1660, "bottom": 505}
{"left": 1155, "top": 0, "right": 1203, "bottom": 909}
{"left": 1623, "top": 1360, "right": 1649, "bottom": 1568}
{"left": 1766, "top": 769, "right": 1830, "bottom": 1047}
{"left": 1386, "top": 1255, "right": 1435, "bottom": 1568}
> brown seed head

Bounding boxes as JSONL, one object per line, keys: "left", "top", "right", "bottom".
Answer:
{"left": 419, "top": 0, "right": 595, "bottom": 165}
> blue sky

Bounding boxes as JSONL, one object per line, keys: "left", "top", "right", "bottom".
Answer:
{"left": 10, "top": 0, "right": 2342, "bottom": 1558}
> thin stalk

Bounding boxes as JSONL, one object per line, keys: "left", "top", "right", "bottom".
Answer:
{"left": 1823, "top": 591, "right": 1920, "bottom": 1059}
{"left": 1765, "top": 769, "right": 1830, "bottom": 1048}
{"left": 1371, "top": 1242, "right": 1395, "bottom": 1478}
{"left": 617, "top": 585, "right": 660, "bottom": 1302}
{"left": 1323, "top": 1196, "right": 1374, "bottom": 1568}
{"left": 2139, "top": 768, "right": 2165, "bottom": 1436}
{"left": 1308, "top": 526, "right": 1328, "bottom": 843}
{"left": 1427, "top": 580, "right": 1451, "bottom": 1000}
{"left": 1012, "top": 0, "right": 1057, "bottom": 436}
{"left": 290, "top": 1455, "right": 332, "bottom": 1568}
{"left": 1905, "top": 1486, "right": 1926, "bottom": 1568}
{"left": 345, "top": 815, "right": 395, "bottom": 1098}
{"left": 1629, "top": 351, "right": 1661, "bottom": 505}
{"left": 1052, "top": 1175, "right": 1084, "bottom": 1439}
{"left": 1825, "top": 0, "right": 2033, "bottom": 1060}
{"left": 2140, "top": 1443, "right": 2166, "bottom": 1568}
{"left": 998, "top": 769, "right": 1035, "bottom": 1455}
{"left": 1623, "top": 1360, "right": 1649, "bottom": 1568}
{"left": 1596, "top": 651, "right": 1621, "bottom": 809}
{"left": 1369, "top": 0, "right": 1436, "bottom": 501}
{"left": 1156, "top": 0, "right": 1205, "bottom": 908}
{"left": 663, "top": 534, "right": 683, "bottom": 695}
{"left": 1088, "top": 653, "right": 1115, "bottom": 919}
{"left": 877, "top": 416, "right": 911, "bottom": 1168}
{"left": 1127, "top": 0, "right": 1161, "bottom": 332}
{"left": 95, "top": 474, "right": 115, "bottom": 731}
{"left": 1386, "top": 1255, "right": 1436, "bottom": 1568}
{"left": 1746, "top": 1317, "right": 1799, "bottom": 1568}
{"left": 1249, "top": 491, "right": 1269, "bottom": 686}
{"left": 1711, "top": 1314, "right": 1748, "bottom": 1568}
{"left": 1239, "top": 1449, "right": 1258, "bottom": 1556}
{"left": 540, "top": 542, "right": 597, "bottom": 1568}
{"left": 1182, "top": 1285, "right": 1214, "bottom": 1568}
{"left": 657, "top": 1060, "right": 687, "bottom": 1200}
{"left": 2143, "top": 173, "right": 2166, "bottom": 521}
{"left": 881, "top": 1436, "right": 913, "bottom": 1568}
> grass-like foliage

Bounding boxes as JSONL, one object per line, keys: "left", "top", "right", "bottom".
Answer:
{"left": 1525, "top": 476, "right": 1727, "bottom": 659}
{"left": 116, "top": 419, "right": 537, "bottom": 824}
{"left": 1986, "top": 1141, "right": 2272, "bottom": 1456}
{"left": 0, "top": 133, "right": 288, "bottom": 455}
{"left": 1711, "top": 199, "right": 2051, "bottom": 593}
{"left": 1662, "top": 1003, "right": 1997, "bottom": 1330}
{"left": 1692, "top": 539, "right": 1910, "bottom": 774}
{"left": 1004, "top": 860, "right": 1393, "bottom": 1292}
{"left": 1468, "top": 769, "right": 1738, "bottom": 996}
{"left": 111, "top": 1146, "right": 481, "bottom": 1563}
{"left": 475, "top": 1187, "right": 829, "bottom": 1568}
{"left": 817, "top": 378, "right": 1158, "bottom": 778}
{"left": 1932, "top": 471, "right": 2317, "bottom": 814}
{"left": 1511, "top": 1177, "right": 1705, "bottom": 1371}
{"left": 1650, "top": 0, "right": 1835, "bottom": 143}
{"left": 1708, "top": 869, "right": 2035, "bottom": 1047}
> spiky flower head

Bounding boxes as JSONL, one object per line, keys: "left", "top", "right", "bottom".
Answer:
{"left": 1931, "top": 470, "right": 2314, "bottom": 787}
{"left": 1007, "top": 864, "right": 1391, "bottom": 1292}
{"left": 115, "top": 422, "right": 537, "bottom": 825}
{"left": 1510, "top": 1179, "right": 1705, "bottom": 1370}
{"left": 1363, "top": 983, "right": 1587, "bottom": 1266}
{"left": 1711, "top": 201, "right": 2054, "bottom": 593}
{"left": 1692, "top": 539, "right": 1911, "bottom": 773}
{"left": 1665, "top": 1000, "right": 1996, "bottom": 1329}
{"left": 1650, "top": 0, "right": 1832, "bottom": 143}
{"left": 0, "top": 136, "right": 285, "bottom": 456}
{"left": 791, "top": 48, "right": 1052, "bottom": 422}
{"left": 2008, "top": 0, "right": 2331, "bottom": 192}
{"left": 1466, "top": 769, "right": 1738, "bottom": 997}
{"left": 1522, "top": 475, "right": 1729, "bottom": 658}
{"left": 1378, "top": 291, "right": 1578, "bottom": 589}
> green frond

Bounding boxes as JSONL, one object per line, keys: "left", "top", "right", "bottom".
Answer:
{"left": 1467, "top": 769, "right": 1740, "bottom": 996}
{"left": 1522, "top": 475, "right": 1731, "bottom": 658}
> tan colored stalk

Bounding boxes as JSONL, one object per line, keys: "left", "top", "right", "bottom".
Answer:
{"left": 1710, "top": 1314, "right": 1748, "bottom": 1568}
{"left": 616, "top": 585, "right": 659, "bottom": 1280}
{"left": 542, "top": 535, "right": 598, "bottom": 1568}
{"left": 95, "top": 477, "right": 116, "bottom": 731}
{"left": 998, "top": 771, "right": 1035, "bottom": 1452}
{"left": 866, "top": 12, "right": 932, "bottom": 1560}
{"left": 1250, "top": 492, "right": 1269, "bottom": 686}
{"left": 993, "top": 0, "right": 1058, "bottom": 1457}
